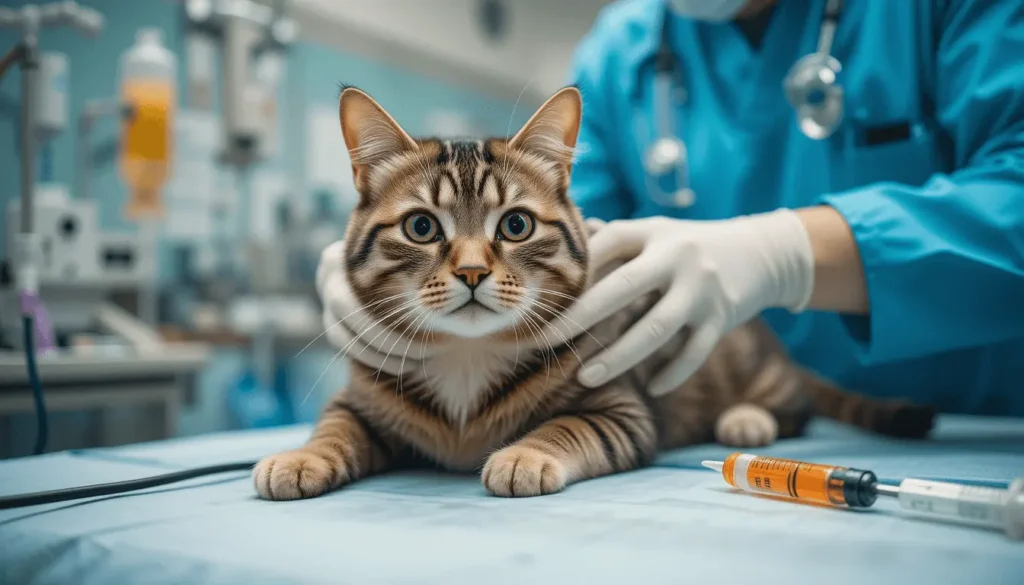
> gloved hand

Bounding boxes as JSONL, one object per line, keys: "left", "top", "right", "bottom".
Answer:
{"left": 547, "top": 209, "right": 815, "bottom": 396}
{"left": 316, "top": 241, "right": 433, "bottom": 376}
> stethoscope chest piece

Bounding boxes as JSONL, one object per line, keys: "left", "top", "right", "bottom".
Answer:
{"left": 645, "top": 135, "right": 687, "bottom": 176}
{"left": 644, "top": 135, "right": 696, "bottom": 208}
{"left": 784, "top": 52, "right": 844, "bottom": 140}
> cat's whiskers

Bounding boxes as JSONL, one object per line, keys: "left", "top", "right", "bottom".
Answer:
{"left": 347, "top": 297, "right": 426, "bottom": 361}
{"left": 511, "top": 311, "right": 521, "bottom": 374}
{"left": 530, "top": 287, "right": 579, "bottom": 303}
{"left": 376, "top": 307, "right": 432, "bottom": 387}
{"left": 520, "top": 304, "right": 582, "bottom": 374}
{"left": 421, "top": 292, "right": 455, "bottom": 313}
{"left": 515, "top": 307, "right": 558, "bottom": 384}
{"left": 512, "top": 307, "right": 545, "bottom": 373}
{"left": 395, "top": 309, "right": 436, "bottom": 391}
{"left": 501, "top": 79, "right": 533, "bottom": 181}
{"left": 380, "top": 305, "right": 432, "bottom": 377}
{"left": 514, "top": 303, "right": 548, "bottom": 353}
{"left": 508, "top": 307, "right": 563, "bottom": 423}
{"left": 496, "top": 285, "right": 605, "bottom": 352}
{"left": 299, "top": 297, "right": 423, "bottom": 407}
{"left": 505, "top": 79, "right": 532, "bottom": 141}
{"left": 521, "top": 302, "right": 585, "bottom": 365}
{"left": 373, "top": 301, "right": 427, "bottom": 361}
{"left": 294, "top": 289, "right": 415, "bottom": 359}
{"left": 525, "top": 293, "right": 607, "bottom": 352}
{"left": 313, "top": 284, "right": 409, "bottom": 344}
{"left": 526, "top": 310, "right": 559, "bottom": 385}
{"left": 408, "top": 318, "right": 437, "bottom": 386}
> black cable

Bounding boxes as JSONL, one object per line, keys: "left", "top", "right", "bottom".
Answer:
{"left": 23, "top": 315, "right": 47, "bottom": 456}
{"left": 0, "top": 461, "right": 257, "bottom": 510}
{"left": 9, "top": 314, "right": 254, "bottom": 510}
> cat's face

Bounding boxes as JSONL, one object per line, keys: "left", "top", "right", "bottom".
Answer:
{"left": 339, "top": 87, "right": 588, "bottom": 342}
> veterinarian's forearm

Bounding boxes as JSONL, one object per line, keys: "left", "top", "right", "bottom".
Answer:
{"left": 796, "top": 206, "right": 869, "bottom": 315}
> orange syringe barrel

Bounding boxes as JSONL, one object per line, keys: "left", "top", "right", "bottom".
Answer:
{"left": 719, "top": 453, "right": 880, "bottom": 508}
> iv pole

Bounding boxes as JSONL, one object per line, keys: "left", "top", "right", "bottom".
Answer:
{"left": 0, "top": 1, "right": 104, "bottom": 455}
{"left": 184, "top": 0, "right": 295, "bottom": 394}
{"left": 0, "top": 2, "right": 103, "bottom": 353}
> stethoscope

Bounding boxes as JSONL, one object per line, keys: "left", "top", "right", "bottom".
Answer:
{"left": 643, "top": 0, "right": 845, "bottom": 208}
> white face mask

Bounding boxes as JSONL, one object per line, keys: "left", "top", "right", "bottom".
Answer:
{"left": 666, "top": 0, "right": 748, "bottom": 21}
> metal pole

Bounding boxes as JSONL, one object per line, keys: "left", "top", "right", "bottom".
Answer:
{"left": 19, "top": 39, "right": 37, "bottom": 240}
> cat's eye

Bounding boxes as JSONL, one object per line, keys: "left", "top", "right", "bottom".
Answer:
{"left": 403, "top": 213, "right": 441, "bottom": 243}
{"left": 498, "top": 211, "right": 534, "bottom": 242}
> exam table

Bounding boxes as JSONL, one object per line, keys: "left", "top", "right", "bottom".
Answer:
{"left": 1, "top": 415, "right": 1022, "bottom": 585}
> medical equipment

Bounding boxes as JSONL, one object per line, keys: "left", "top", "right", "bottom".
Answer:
{"left": 703, "top": 453, "right": 1024, "bottom": 540}
{"left": 5, "top": 129, "right": 158, "bottom": 342}
{"left": 0, "top": 0, "right": 104, "bottom": 455}
{"left": 645, "top": 0, "right": 845, "bottom": 207}
{"left": 642, "top": 12, "right": 694, "bottom": 208}
{"left": 181, "top": 0, "right": 296, "bottom": 317}
{"left": 183, "top": 0, "right": 296, "bottom": 169}
{"left": 36, "top": 52, "right": 69, "bottom": 141}
{"left": 119, "top": 28, "right": 176, "bottom": 220}
{"left": 782, "top": 0, "right": 844, "bottom": 139}
{"left": 2, "top": 186, "right": 156, "bottom": 290}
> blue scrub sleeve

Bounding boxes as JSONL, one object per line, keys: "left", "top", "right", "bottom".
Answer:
{"left": 820, "top": 0, "right": 1024, "bottom": 365}
{"left": 564, "top": 15, "right": 634, "bottom": 221}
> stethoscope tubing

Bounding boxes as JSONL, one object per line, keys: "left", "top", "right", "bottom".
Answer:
{"left": 643, "top": 0, "right": 845, "bottom": 207}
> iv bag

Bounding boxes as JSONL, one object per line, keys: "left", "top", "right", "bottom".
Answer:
{"left": 118, "top": 28, "right": 177, "bottom": 219}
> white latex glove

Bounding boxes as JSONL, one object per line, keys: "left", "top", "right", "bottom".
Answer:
{"left": 316, "top": 241, "right": 431, "bottom": 376}
{"left": 548, "top": 209, "right": 815, "bottom": 397}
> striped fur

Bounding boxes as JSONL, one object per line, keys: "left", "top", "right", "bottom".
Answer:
{"left": 253, "top": 87, "right": 935, "bottom": 500}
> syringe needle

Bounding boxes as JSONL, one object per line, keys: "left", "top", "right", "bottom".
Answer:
{"left": 874, "top": 483, "right": 900, "bottom": 498}
{"left": 702, "top": 460, "right": 724, "bottom": 473}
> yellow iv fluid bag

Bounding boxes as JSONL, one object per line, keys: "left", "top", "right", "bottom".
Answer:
{"left": 118, "top": 28, "right": 176, "bottom": 219}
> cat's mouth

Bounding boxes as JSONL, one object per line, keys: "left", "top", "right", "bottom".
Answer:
{"left": 434, "top": 297, "right": 518, "bottom": 338}
{"left": 452, "top": 299, "right": 498, "bottom": 316}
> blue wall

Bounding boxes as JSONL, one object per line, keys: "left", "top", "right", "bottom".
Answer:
{"left": 0, "top": 0, "right": 531, "bottom": 444}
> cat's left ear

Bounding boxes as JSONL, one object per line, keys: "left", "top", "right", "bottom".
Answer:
{"left": 509, "top": 86, "right": 582, "bottom": 185}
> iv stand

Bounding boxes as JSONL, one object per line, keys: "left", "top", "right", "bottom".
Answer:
{"left": 0, "top": 2, "right": 104, "bottom": 352}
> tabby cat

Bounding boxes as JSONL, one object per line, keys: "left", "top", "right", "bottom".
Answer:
{"left": 253, "top": 86, "right": 934, "bottom": 500}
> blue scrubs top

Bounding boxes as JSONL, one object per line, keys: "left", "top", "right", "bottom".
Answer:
{"left": 567, "top": 0, "right": 1024, "bottom": 416}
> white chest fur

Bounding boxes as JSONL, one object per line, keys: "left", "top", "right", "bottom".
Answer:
{"left": 415, "top": 341, "right": 522, "bottom": 426}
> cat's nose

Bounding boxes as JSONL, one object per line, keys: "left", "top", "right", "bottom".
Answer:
{"left": 454, "top": 265, "right": 491, "bottom": 290}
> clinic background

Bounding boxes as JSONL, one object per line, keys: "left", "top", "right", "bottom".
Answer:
{"left": 0, "top": 0, "right": 611, "bottom": 458}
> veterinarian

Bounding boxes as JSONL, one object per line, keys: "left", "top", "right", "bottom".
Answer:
{"left": 318, "top": 0, "right": 1024, "bottom": 416}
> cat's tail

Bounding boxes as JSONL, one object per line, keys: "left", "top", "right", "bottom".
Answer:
{"left": 801, "top": 371, "right": 936, "bottom": 439}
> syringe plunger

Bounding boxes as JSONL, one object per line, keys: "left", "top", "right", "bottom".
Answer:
{"left": 884, "top": 477, "right": 1024, "bottom": 540}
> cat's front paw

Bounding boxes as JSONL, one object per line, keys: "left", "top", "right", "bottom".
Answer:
{"left": 253, "top": 449, "right": 344, "bottom": 501}
{"left": 482, "top": 445, "right": 568, "bottom": 497}
{"left": 715, "top": 403, "right": 778, "bottom": 447}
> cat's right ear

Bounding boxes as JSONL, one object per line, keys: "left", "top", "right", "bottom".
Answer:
{"left": 338, "top": 87, "right": 418, "bottom": 192}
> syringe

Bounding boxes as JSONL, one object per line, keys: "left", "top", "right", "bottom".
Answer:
{"left": 702, "top": 453, "right": 1024, "bottom": 539}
